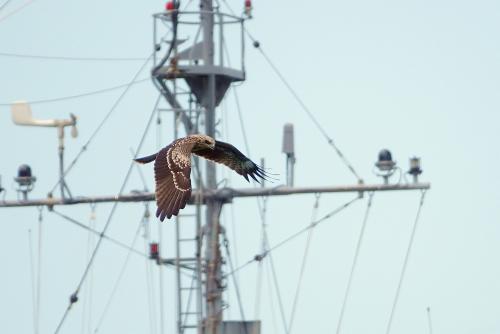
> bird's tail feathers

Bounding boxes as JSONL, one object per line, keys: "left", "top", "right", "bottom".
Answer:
{"left": 134, "top": 153, "right": 157, "bottom": 164}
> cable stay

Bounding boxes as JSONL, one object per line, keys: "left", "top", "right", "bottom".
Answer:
{"left": 53, "top": 94, "right": 159, "bottom": 334}
{"left": 228, "top": 75, "right": 286, "bottom": 333}
{"left": 264, "top": 258, "right": 280, "bottom": 334}
{"left": 35, "top": 207, "right": 43, "bottom": 334}
{"left": 0, "top": 78, "right": 150, "bottom": 107}
{"left": 93, "top": 209, "right": 147, "bottom": 333}
{"left": 0, "top": 0, "right": 36, "bottom": 23}
{"left": 426, "top": 306, "right": 434, "bottom": 334}
{"left": 385, "top": 190, "right": 427, "bottom": 334}
{"left": 225, "top": 196, "right": 360, "bottom": 277}
{"left": 28, "top": 229, "right": 38, "bottom": 334}
{"left": 221, "top": 0, "right": 363, "bottom": 184}
{"left": 0, "top": 0, "right": 13, "bottom": 12}
{"left": 287, "top": 194, "right": 321, "bottom": 334}
{"left": 48, "top": 58, "right": 156, "bottom": 195}
{"left": 0, "top": 52, "right": 148, "bottom": 62}
{"left": 51, "top": 209, "right": 147, "bottom": 258}
{"left": 222, "top": 232, "right": 249, "bottom": 334}
{"left": 142, "top": 210, "right": 158, "bottom": 334}
{"left": 81, "top": 204, "right": 97, "bottom": 334}
{"left": 253, "top": 194, "right": 268, "bottom": 319}
{"left": 263, "top": 229, "right": 290, "bottom": 334}
{"left": 335, "top": 192, "right": 374, "bottom": 334}
{"left": 249, "top": 37, "right": 363, "bottom": 184}
{"left": 157, "top": 209, "right": 165, "bottom": 334}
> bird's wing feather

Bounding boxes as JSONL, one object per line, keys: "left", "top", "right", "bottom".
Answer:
{"left": 193, "top": 140, "right": 268, "bottom": 182}
{"left": 154, "top": 143, "right": 192, "bottom": 221}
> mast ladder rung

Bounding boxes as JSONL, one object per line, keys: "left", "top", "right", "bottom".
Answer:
{"left": 179, "top": 238, "right": 196, "bottom": 242}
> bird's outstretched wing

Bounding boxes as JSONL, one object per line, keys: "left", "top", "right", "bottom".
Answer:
{"left": 193, "top": 140, "right": 268, "bottom": 182}
{"left": 154, "top": 144, "right": 192, "bottom": 221}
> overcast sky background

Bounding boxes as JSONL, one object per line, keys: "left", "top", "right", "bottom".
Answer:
{"left": 1, "top": 0, "right": 500, "bottom": 334}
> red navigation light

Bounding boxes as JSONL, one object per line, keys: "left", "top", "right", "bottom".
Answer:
{"left": 149, "top": 242, "right": 159, "bottom": 259}
{"left": 165, "top": 1, "right": 174, "bottom": 11}
{"left": 244, "top": 0, "right": 252, "bottom": 17}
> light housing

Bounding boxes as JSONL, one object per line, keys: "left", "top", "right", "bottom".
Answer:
{"left": 165, "top": 1, "right": 174, "bottom": 11}
{"left": 149, "top": 242, "right": 159, "bottom": 260}
{"left": 15, "top": 164, "right": 36, "bottom": 187}
{"left": 408, "top": 157, "right": 422, "bottom": 176}
{"left": 14, "top": 164, "right": 36, "bottom": 199}
{"left": 375, "top": 149, "right": 396, "bottom": 172}
{"left": 408, "top": 157, "right": 423, "bottom": 183}
{"left": 244, "top": 0, "right": 252, "bottom": 17}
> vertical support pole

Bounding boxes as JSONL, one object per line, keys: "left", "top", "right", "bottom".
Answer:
{"left": 58, "top": 126, "right": 65, "bottom": 199}
{"left": 57, "top": 125, "right": 72, "bottom": 200}
{"left": 201, "top": 1, "right": 223, "bottom": 333}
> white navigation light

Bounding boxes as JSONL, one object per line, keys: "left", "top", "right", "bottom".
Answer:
{"left": 408, "top": 157, "right": 423, "bottom": 183}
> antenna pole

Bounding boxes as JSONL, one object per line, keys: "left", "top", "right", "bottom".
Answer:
{"left": 57, "top": 125, "right": 72, "bottom": 200}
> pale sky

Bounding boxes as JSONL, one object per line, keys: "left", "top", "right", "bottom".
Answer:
{"left": 1, "top": 1, "right": 499, "bottom": 334}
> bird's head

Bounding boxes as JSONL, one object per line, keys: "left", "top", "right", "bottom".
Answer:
{"left": 191, "top": 134, "right": 216, "bottom": 150}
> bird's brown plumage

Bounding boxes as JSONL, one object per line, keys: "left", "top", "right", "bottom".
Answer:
{"left": 134, "top": 134, "right": 269, "bottom": 221}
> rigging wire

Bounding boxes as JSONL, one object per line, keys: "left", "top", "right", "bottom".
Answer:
{"left": 131, "top": 148, "right": 150, "bottom": 192}
{"left": 143, "top": 209, "right": 158, "bottom": 334}
{"left": 0, "top": 0, "right": 12, "bottom": 12}
{"left": 222, "top": 233, "right": 249, "bottom": 334}
{"left": 220, "top": 15, "right": 365, "bottom": 329}
{"left": 385, "top": 190, "right": 427, "bottom": 334}
{"left": 232, "top": 87, "right": 250, "bottom": 157}
{"left": 36, "top": 207, "right": 43, "bottom": 334}
{"left": 93, "top": 210, "right": 147, "bottom": 333}
{"left": 335, "top": 192, "right": 374, "bottom": 334}
{"left": 229, "top": 67, "right": 286, "bottom": 333}
{"left": 51, "top": 209, "right": 147, "bottom": 258}
{"left": 221, "top": 95, "right": 241, "bottom": 285}
{"left": 0, "top": 0, "right": 35, "bottom": 23}
{"left": 263, "top": 231, "right": 289, "bottom": 334}
{"left": 426, "top": 307, "right": 434, "bottom": 334}
{"left": 253, "top": 195, "right": 267, "bottom": 319}
{"left": 0, "top": 52, "right": 147, "bottom": 61}
{"left": 249, "top": 38, "right": 363, "bottom": 183}
{"left": 53, "top": 94, "right": 160, "bottom": 334}
{"left": 221, "top": 0, "right": 362, "bottom": 183}
{"left": 48, "top": 56, "right": 154, "bottom": 195}
{"left": 265, "top": 258, "right": 279, "bottom": 334}
{"left": 0, "top": 78, "right": 150, "bottom": 107}
{"left": 287, "top": 194, "right": 321, "bottom": 334}
{"left": 158, "top": 213, "right": 165, "bottom": 334}
{"left": 225, "top": 196, "right": 361, "bottom": 278}
{"left": 82, "top": 205, "right": 97, "bottom": 334}
{"left": 28, "top": 229, "right": 38, "bottom": 334}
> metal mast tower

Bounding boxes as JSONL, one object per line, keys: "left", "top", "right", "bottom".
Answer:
{"left": 152, "top": 1, "right": 247, "bottom": 333}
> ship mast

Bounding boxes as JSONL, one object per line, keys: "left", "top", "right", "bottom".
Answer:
{"left": 0, "top": 2, "right": 431, "bottom": 334}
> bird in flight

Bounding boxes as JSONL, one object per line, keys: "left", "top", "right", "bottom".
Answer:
{"left": 134, "top": 134, "right": 269, "bottom": 221}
